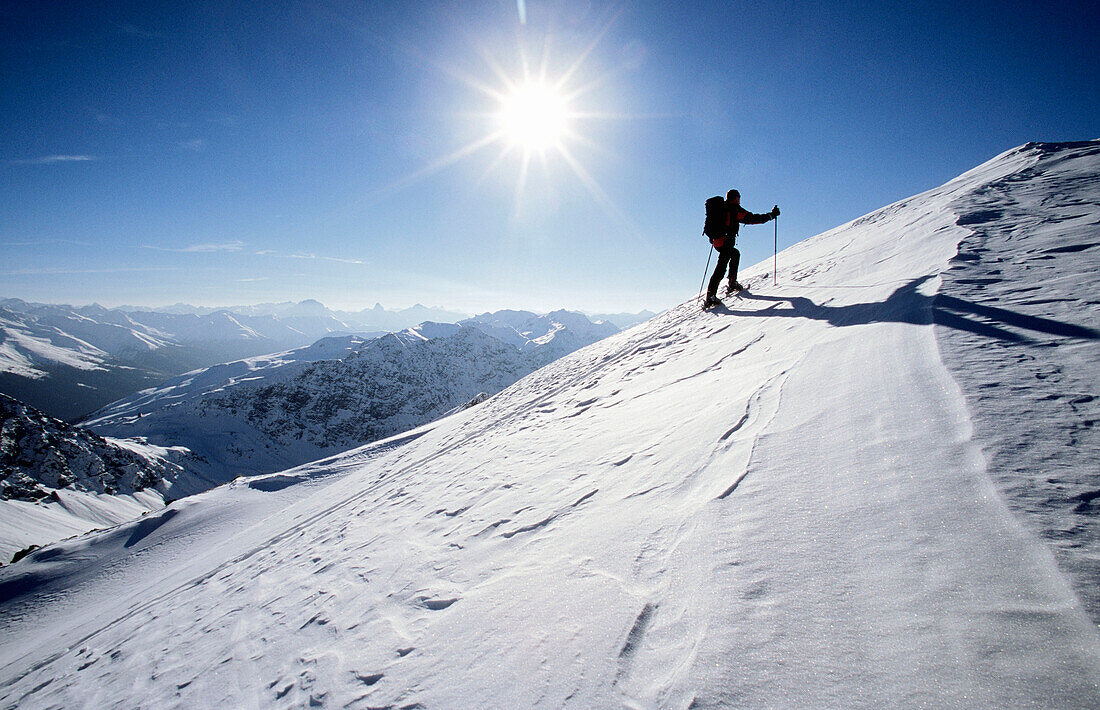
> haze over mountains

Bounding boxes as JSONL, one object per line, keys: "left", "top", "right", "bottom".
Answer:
{"left": 127, "top": 300, "right": 469, "bottom": 333}
{"left": 0, "top": 298, "right": 382, "bottom": 421}
{"left": 1, "top": 141, "right": 1097, "bottom": 707}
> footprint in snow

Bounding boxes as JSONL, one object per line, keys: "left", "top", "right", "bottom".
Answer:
{"left": 417, "top": 596, "right": 458, "bottom": 611}
{"left": 619, "top": 602, "right": 656, "bottom": 662}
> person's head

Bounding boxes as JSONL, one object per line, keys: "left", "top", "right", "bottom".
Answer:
{"left": 727, "top": 189, "right": 740, "bottom": 204}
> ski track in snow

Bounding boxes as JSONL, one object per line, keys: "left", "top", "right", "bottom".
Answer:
{"left": 1, "top": 142, "right": 1099, "bottom": 708}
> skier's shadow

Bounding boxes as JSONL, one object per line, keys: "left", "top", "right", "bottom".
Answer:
{"left": 718, "top": 275, "right": 1099, "bottom": 343}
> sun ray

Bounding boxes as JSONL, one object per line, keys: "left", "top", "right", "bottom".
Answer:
{"left": 393, "top": 34, "right": 518, "bottom": 107}
{"left": 513, "top": 151, "right": 532, "bottom": 218}
{"left": 361, "top": 5, "right": 644, "bottom": 231}
{"left": 536, "top": 20, "right": 555, "bottom": 84}
{"left": 554, "top": 6, "right": 623, "bottom": 91}
{"left": 468, "top": 37, "right": 522, "bottom": 97}
{"left": 371, "top": 131, "right": 504, "bottom": 200}
{"left": 561, "top": 130, "right": 609, "bottom": 159}
{"left": 557, "top": 144, "right": 638, "bottom": 236}
{"left": 471, "top": 144, "right": 519, "bottom": 193}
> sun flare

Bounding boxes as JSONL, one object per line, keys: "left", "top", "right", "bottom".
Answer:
{"left": 382, "top": 14, "right": 633, "bottom": 223}
{"left": 497, "top": 82, "right": 570, "bottom": 152}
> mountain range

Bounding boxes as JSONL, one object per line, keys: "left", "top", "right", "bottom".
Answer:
{"left": 0, "top": 299, "right": 373, "bottom": 421}
{"left": 82, "top": 311, "right": 618, "bottom": 484}
{"left": 0, "top": 297, "right": 652, "bottom": 423}
{"left": 122, "top": 299, "right": 469, "bottom": 332}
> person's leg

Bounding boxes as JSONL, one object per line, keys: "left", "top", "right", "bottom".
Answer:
{"left": 726, "top": 247, "right": 742, "bottom": 290}
{"left": 707, "top": 249, "right": 731, "bottom": 299}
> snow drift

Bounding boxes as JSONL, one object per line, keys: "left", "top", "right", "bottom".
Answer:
{"left": 0, "top": 141, "right": 1097, "bottom": 708}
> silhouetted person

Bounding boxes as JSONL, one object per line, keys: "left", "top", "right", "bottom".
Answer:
{"left": 705, "top": 189, "right": 778, "bottom": 307}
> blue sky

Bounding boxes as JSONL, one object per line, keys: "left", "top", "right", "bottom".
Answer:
{"left": 2, "top": 1, "right": 1096, "bottom": 314}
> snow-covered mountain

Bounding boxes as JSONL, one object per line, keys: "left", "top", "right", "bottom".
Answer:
{"left": 337, "top": 302, "right": 471, "bottom": 331}
{"left": 0, "top": 304, "right": 170, "bottom": 422}
{"left": 1, "top": 142, "right": 1098, "bottom": 707}
{"left": 0, "top": 297, "right": 639, "bottom": 424}
{"left": 0, "top": 393, "right": 206, "bottom": 562}
{"left": 126, "top": 299, "right": 472, "bottom": 333}
{"left": 585, "top": 308, "right": 658, "bottom": 330}
{"left": 0, "top": 299, "right": 386, "bottom": 422}
{"left": 460, "top": 309, "right": 619, "bottom": 364}
{"left": 82, "top": 312, "right": 618, "bottom": 488}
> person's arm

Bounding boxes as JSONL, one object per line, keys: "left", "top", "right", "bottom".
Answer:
{"left": 736, "top": 207, "right": 773, "bottom": 225}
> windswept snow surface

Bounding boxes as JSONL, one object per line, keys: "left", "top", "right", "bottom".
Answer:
{"left": 1, "top": 142, "right": 1098, "bottom": 708}
{"left": 933, "top": 142, "right": 1100, "bottom": 619}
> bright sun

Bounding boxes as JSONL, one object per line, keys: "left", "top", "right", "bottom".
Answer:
{"left": 497, "top": 82, "right": 570, "bottom": 152}
{"left": 386, "top": 16, "right": 630, "bottom": 220}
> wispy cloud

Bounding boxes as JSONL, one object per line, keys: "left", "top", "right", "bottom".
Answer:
{"left": 187, "top": 241, "right": 245, "bottom": 253}
{"left": 112, "top": 22, "right": 163, "bottom": 39}
{"left": 1, "top": 266, "right": 180, "bottom": 276}
{"left": 10, "top": 155, "right": 96, "bottom": 165}
{"left": 2, "top": 238, "right": 94, "bottom": 248}
{"left": 179, "top": 139, "right": 205, "bottom": 151}
{"left": 139, "top": 243, "right": 364, "bottom": 263}
{"left": 284, "top": 253, "right": 366, "bottom": 265}
{"left": 144, "top": 240, "right": 246, "bottom": 253}
{"left": 251, "top": 249, "right": 363, "bottom": 264}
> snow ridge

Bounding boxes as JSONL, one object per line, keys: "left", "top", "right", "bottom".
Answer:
{"left": 934, "top": 140, "right": 1100, "bottom": 619}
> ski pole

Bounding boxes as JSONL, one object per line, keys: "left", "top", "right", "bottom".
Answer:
{"left": 773, "top": 215, "right": 778, "bottom": 286}
{"left": 698, "top": 247, "right": 713, "bottom": 299}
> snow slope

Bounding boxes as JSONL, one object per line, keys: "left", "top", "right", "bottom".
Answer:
{"left": 932, "top": 142, "right": 1100, "bottom": 618}
{"left": 0, "top": 141, "right": 1098, "bottom": 708}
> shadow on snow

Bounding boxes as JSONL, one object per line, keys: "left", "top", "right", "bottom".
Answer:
{"left": 712, "top": 276, "right": 1099, "bottom": 344}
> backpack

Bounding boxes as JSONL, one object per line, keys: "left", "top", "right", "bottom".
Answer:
{"left": 703, "top": 196, "right": 726, "bottom": 239}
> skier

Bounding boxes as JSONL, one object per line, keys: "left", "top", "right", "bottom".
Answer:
{"left": 704, "top": 189, "right": 779, "bottom": 308}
